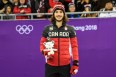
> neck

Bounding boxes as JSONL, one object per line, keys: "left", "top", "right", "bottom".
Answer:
{"left": 105, "top": 8, "right": 113, "bottom": 11}
{"left": 56, "top": 21, "right": 63, "bottom": 28}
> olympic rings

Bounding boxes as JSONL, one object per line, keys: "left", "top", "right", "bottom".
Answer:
{"left": 16, "top": 25, "right": 33, "bottom": 34}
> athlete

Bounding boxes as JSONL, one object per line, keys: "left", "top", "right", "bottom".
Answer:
{"left": 40, "top": 2, "right": 79, "bottom": 77}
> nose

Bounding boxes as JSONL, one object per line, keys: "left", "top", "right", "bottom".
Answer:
{"left": 57, "top": 12, "right": 62, "bottom": 15}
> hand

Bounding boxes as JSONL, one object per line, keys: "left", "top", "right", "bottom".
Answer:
{"left": 0, "top": 8, "right": 5, "bottom": 13}
{"left": 42, "top": 50, "right": 54, "bottom": 60}
{"left": 2, "top": 8, "right": 5, "bottom": 12}
{"left": 81, "top": 0, "right": 85, "bottom": 4}
{"left": 70, "top": 65, "right": 78, "bottom": 75}
{"left": 77, "top": 0, "right": 81, "bottom": 2}
{"left": 20, "top": 10, "right": 25, "bottom": 13}
{"left": 47, "top": 51, "right": 54, "bottom": 59}
{"left": 49, "top": 8, "right": 53, "bottom": 12}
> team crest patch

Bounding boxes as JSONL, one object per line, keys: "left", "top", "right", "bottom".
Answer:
{"left": 49, "top": 26, "right": 53, "bottom": 31}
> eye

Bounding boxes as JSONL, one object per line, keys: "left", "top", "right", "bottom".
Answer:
{"left": 55, "top": 10, "right": 58, "bottom": 13}
{"left": 60, "top": 10, "right": 63, "bottom": 13}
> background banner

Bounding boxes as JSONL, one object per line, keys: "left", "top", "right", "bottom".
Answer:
{"left": 0, "top": 18, "right": 116, "bottom": 77}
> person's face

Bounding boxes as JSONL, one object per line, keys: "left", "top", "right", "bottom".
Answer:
{"left": 85, "top": 7, "right": 90, "bottom": 12}
{"left": 84, "top": 0, "right": 89, "bottom": 3}
{"left": 6, "top": 6, "right": 12, "bottom": 13}
{"left": 3, "top": 0, "right": 8, "bottom": 1}
{"left": 105, "top": 2, "right": 113, "bottom": 10}
{"left": 20, "top": 0, "right": 25, "bottom": 4}
{"left": 93, "top": 0, "right": 98, "bottom": 2}
{"left": 54, "top": 10, "right": 64, "bottom": 22}
{"left": 69, "top": 5, "right": 76, "bottom": 12}
{"left": 13, "top": 0, "right": 18, "bottom": 3}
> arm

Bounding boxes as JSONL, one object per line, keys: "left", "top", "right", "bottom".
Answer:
{"left": 49, "top": 0, "right": 55, "bottom": 8}
{"left": 70, "top": 37, "right": 79, "bottom": 61}
{"left": 0, "top": 8, "right": 5, "bottom": 14}
{"left": 40, "top": 37, "right": 47, "bottom": 55}
{"left": 24, "top": 6, "right": 31, "bottom": 13}
{"left": 13, "top": 6, "right": 20, "bottom": 14}
{"left": 70, "top": 26, "right": 79, "bottom": 75}
{"left": 40, "top": 26, "right": 48, "bottom": 55}
{"left": 40, "top": 26, "right": 55, "bottom": 59}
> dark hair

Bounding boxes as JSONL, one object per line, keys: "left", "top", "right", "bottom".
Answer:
{"left": 106, "top": 0, "right": 112, "bottom": 4}
{"left": 18, "top": 0, "right": 27, "bottom": 6}
{"left": 50, "top": 9, "right": 68, "bottom": 25}
{"left": 4, "top": 4, "right": 13, "bottom": 14}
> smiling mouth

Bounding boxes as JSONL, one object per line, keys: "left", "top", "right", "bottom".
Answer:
{"left": 56, "top": 16, "right": 62, "bottom": 18}
{"left": 57, "top": 17, "right": 62, "bottom": 18}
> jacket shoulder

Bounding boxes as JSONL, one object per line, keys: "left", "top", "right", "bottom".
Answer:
{"left": 44, "top": 24, "right": 53, "bottom": 30}
{"left": 66, "top": 24, "right": 75, "bottom": 30}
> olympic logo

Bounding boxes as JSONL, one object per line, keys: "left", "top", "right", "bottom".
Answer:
{"left": 16, "top": 25, "right": 33, "bottom": 34}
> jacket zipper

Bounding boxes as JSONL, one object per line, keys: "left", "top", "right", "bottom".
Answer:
{"left": 58, "top": 29, "right": 60, "bottom": 66}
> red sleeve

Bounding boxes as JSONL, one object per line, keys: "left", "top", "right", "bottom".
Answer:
{"left": 70, "top": 37, "right": 79, "bottom": 61}
{"left": 40, "top": 26, "right": 49, "bottom": 55}
{"left": 49, "top": 0, "right": 55, "bottom": 8}
{"left": 24, "top": 7, "right": 31, "bottom": 13}
{"left": 13, "top": 6, "right": 20, "bottom": 14}
{"left": 40, "top": 37, "right": 46, "bottom": 52}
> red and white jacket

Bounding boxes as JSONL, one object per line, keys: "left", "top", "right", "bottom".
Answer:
{"left": 40, "top": 24, "right": 79, "bottom": 66}
{"left": 13, "top": 5, "right": 31, "bottom": 19}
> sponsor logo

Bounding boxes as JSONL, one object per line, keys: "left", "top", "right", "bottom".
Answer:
{"left": 16, "top": 25, "right": 33, "bottom": 34}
